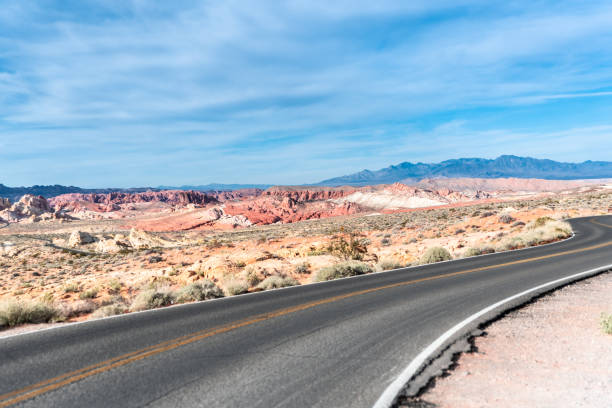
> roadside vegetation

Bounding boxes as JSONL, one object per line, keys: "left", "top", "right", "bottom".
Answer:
{"left": 601, "top": 313, "right": 612, "bottom": 335}
{"left": 2, "top": 190, "right": 603, "bottom": 331}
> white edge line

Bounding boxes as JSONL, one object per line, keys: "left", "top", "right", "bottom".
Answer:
{"left": 371, "top": 262, "right": 612, "bottom": 408}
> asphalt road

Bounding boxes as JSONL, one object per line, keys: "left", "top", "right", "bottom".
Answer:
{"left": 1, "top": 216, "right": 611, "bottom": 408}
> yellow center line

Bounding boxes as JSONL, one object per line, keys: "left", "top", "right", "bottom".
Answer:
{"left": 1, "top": 220, "right": 611, "bottom": 406}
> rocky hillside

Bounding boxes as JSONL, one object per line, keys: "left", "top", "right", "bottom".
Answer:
{"left": 318, "top": 155, "right": 612, "bottom": 186}
{"left": 415, "top": 177, "right": 610, "bottom": 193}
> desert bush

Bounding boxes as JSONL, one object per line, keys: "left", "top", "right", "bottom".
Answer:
{"left": 294, "top": 262, "right": 311, "bottom": 274}
{"left": 601, "top": 313, "right": 612, "bottom": 335}
{"left": 327, "top": 231, "right": 369, "bottom": 260}
{"left": 420, "top": 247, "right": 452, "bottom": 264}
{"left": 499, "top": 220, "right": 572, "bottom": 251}
{"left": 532, "top": 216, "right": 554, "bottom": 228}
{"left": 79, "top": 288, "right": 99, "bottom": 300}
{"left": 242, "top": 266, "right": 261, "bottom": 287}
{"left": 375, "top": 258, "right": 402, "bottom": 272}
{"left": 313, "top": 261, "right": 373, "bottom": 282}
{"left": 499, "top": 214, "right": 516, "bottom": 224}
{"left": 0, "top": 300, "right": 60, "bottom": 328}
{"left": 463, "top": 247, "right": 496, "bottom": 257}
{"left": 223, "top": 280, "right": 249, "bottom": 296}
{"left": 57, "top": 300, "right": 96, "bottom": 318}
{"left": 257, "top": 275, "right": 299, "bottom": 290}
{"left": 176, "top": 280, "right": 224, "bottom": 302}
{"left": 92, "top": 303, "right": 128, "bottom": 318}
{"left": 380, "top": 237, "right": 392, "bottom": 246}
{"left": 63, "top": 283, "right": 81, "bottom": 293}
{"left": 130, "top": 288, "right": 175, "bottom": 311}
{"left": 107, "top": 279, "right": 122, "bottom": 294}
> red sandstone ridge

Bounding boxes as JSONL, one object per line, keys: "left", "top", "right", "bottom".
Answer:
{"left": 224, "top": 200, "right": 361, "bottom": 225}
{"left": 262, "top": 186, "right": 357, "bottom": 201}
{"left": 49, "top": 190, "right": 219, "bottom": 212}
{"left": 224, "top": 188, "right": 362, "bottom": 225}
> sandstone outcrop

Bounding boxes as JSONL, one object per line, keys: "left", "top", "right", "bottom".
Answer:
{"left": 67, "top": 231, "right": 97, "bottom": 247}
{"left": 0, "top": 195, "right": 70, "bottom": 223}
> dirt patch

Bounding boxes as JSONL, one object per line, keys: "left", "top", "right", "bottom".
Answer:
{"left": 402, "top": 272, "right": 612, "bottom": 408}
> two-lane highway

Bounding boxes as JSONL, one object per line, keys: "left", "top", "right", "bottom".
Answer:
{"left": 1, "top": 216, "right": 611, "bottom": 407}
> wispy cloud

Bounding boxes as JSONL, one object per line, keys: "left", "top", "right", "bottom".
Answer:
{"left": 1, "top": 0, "right": 612, "bottom": 186}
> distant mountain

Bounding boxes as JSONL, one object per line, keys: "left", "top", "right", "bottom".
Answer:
{"left": 318, "top": 155, "right": 612, "bottom": 186}
{"left": 0, "top": 184, "right": 159, "bottom": 203}
{"left": 157, "top": 183, "right": 272, "bottom": 191}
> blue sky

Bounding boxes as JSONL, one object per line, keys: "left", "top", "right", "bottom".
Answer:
{"left": 1, "top": 1, "right": 612, "bottom": 187}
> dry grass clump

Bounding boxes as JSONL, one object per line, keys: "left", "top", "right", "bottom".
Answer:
{"left": 242, "top": 266, "right": 261, "bottom": 287}
{"left": 223, "top": 280, "right": 249, "bottom": 296}
{"left": 420, "top": 247, "right": 452, "bottom": 264}
{"left": 463, "top": 246, "right": 496, "bottom": 257}
{"left": 130, "top": 287, "right": 175, "bottom": 311}
{"left": 0, "top": 300, "right": 60, "bottom": 328}
{"left": 600, "top": 313, "right": 612, "bottom": 335}
{"left": 176, "top": 280, "right": 224, "bottom": 302}
{"left": 92, "top": 302, "right": 128, "bottom": 318}
{"left": 375, "top": 258, "right": 403, "bottom": 272}
{"left": 313, "top": 261, "right": 373, "bottom": 282}
{"left": 498, "top": 219, "right": 572, "bottom": 251}
{"left": 57, "top": 300, "right": 96, "bottom": 318}
{"left": 294, "top": 262, "right": 311, "bottom": 274}
{"left": 257, "top": 275, "right": 299, "bottom": 290}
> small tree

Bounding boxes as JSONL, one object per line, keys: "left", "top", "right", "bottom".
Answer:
{"left": 327, "top": 229, "right": 369, "bottom": 260}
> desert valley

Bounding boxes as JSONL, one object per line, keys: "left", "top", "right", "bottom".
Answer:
{"left": 1, "top": 175, "right": 610, "bottom": 328}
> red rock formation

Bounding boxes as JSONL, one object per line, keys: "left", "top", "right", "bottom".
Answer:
{"left": 50, "top": 190, "right": 218, "bottom": 211}
{"left": 224, "top": 194, "right": 362, "bottom": 225}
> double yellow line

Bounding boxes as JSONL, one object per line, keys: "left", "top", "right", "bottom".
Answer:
{"left": 1, "top": 219, "right": 611, "bottom": 406}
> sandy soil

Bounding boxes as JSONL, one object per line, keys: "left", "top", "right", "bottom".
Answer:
{"left": 408, "top": 272, "right": 612, "bottom": 408}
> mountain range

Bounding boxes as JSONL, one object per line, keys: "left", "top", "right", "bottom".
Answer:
{"left": 2, "top": 155, "right": 612, "bottom": 201}
{"left": 317, "top": 155, "right": 612, "bottom": 186}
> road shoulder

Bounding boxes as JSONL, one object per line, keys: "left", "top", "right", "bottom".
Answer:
{"left": 400, "top": 271, "right": 612, "bottom": 408}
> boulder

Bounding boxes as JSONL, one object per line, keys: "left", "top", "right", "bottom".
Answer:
{"left": 67, "top": 231, "right": 96, "bottom": 247}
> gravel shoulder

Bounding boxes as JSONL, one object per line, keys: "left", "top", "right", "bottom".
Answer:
{"left": 403, "top": 271, "right": 612, "bottom": 408}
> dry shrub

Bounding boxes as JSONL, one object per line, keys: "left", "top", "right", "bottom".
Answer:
{"left": 0, "top": 300, "right": 60, "bottom": 328}
{"left": 130, "top": 288, "right": 175, "bottom": 311}
{"left": 420, "top": 247, "right": 452, "bottom": 264}
{"left": 176, "top": 280, "right": 224, "bottom": 302}
{"left": 375, "top": 258, "right": 402, "bottom": 272}
{"left": 223, "top": 280, "right": 249, "bottom": 296}
{"left": 257, "top": 275, "right": 299, "bottom": 290}
{"left": 313, "top": 261, "right": 373, "bottom": 282}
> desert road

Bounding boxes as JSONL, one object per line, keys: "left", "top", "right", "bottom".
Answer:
{"left": 1, "top": 216, "right": 611, "bottom": 408}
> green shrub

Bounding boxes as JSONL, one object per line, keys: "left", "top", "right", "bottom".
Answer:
{"left": 130, "top": 288, "right": 175, "bottom": 311}
{"left": 313, "top": 261, "right": 373, "bottom": 282}
{"left": 601, "top": 313, "right": 612, "bottom": 335}
{"left": 420, "top": 247, "right": 452, "bottom": 264}
{"left": 0, "top": 300, "right": 60, "bottom": 328}
{"left": 375, "top": 258, "right": 402, "bottom": 272}
{"left": 176, "top": 280, "right": 224, "bottom": 302}
{"left": 257, "top": 275, "right": 299, "bottom": 290}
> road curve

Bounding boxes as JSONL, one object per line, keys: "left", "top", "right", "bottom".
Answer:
{"left": 1, "top": 216, "right": 612, "bottom": 408}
